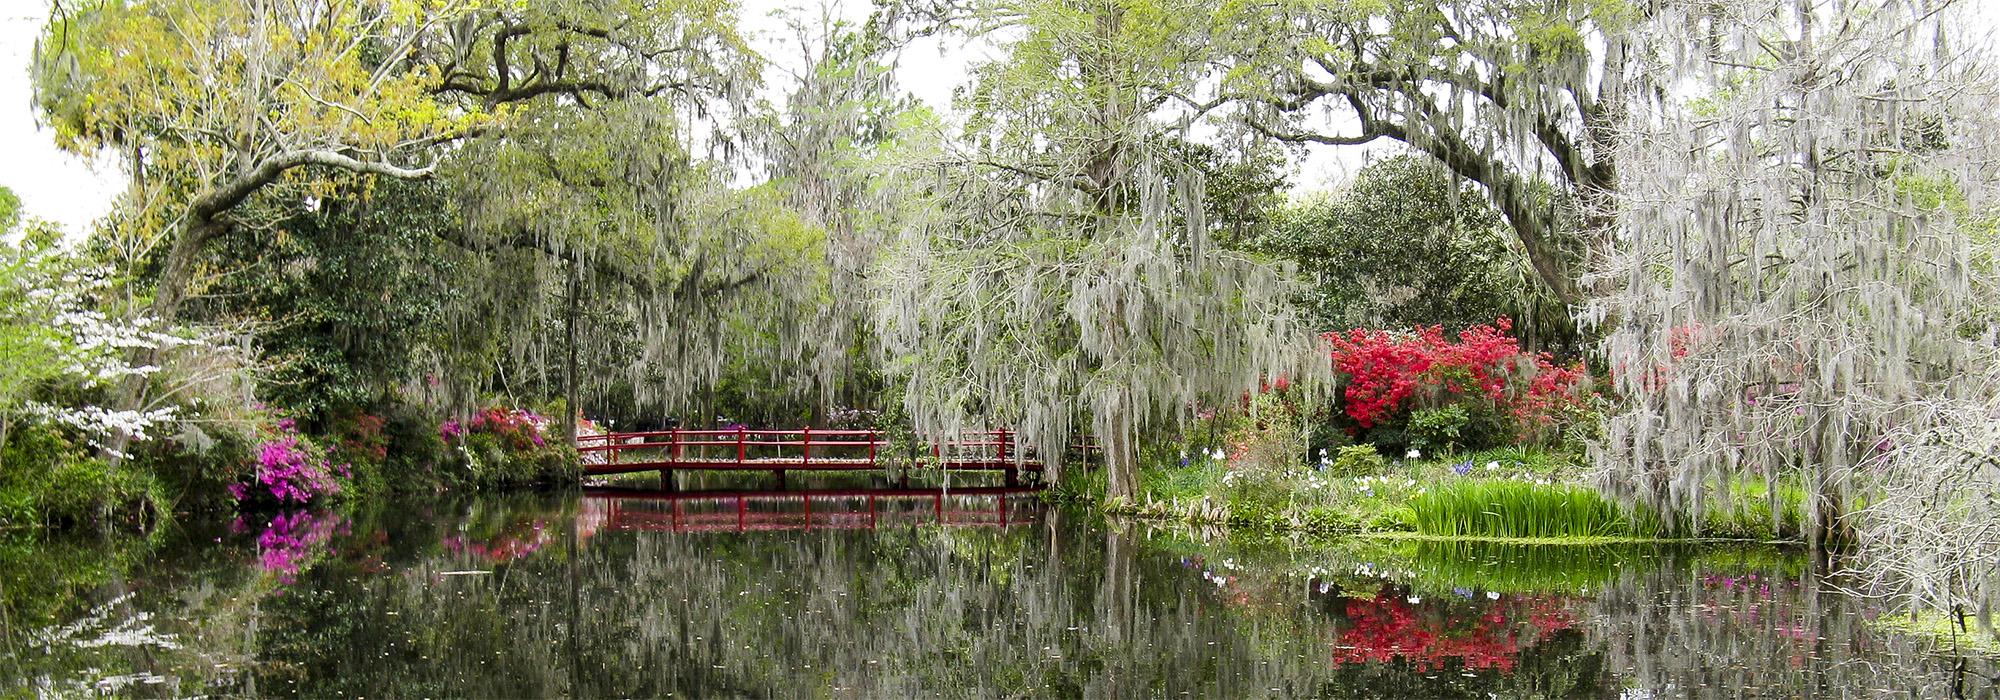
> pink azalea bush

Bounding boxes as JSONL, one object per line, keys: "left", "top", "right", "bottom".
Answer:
{"left": 228, "top": 415, "right": 348, "bottom": 506}
{"left": 438, "top": 404, "right": 575, "bottom": 486}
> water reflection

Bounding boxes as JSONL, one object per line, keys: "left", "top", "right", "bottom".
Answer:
{"left": 2, "top": 490, "right": 1996, "bottom": 698}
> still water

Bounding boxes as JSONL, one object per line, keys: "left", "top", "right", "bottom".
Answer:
{"left": 3, "top": 487, "right": 1996, "bottom": 698}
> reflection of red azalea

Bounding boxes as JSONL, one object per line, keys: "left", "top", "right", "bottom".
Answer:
{"left": 443, "top": 519, "right": 554, "bottom": 563}
{"left": 1330, "top": 591, "right": 1577, "bottom": 672}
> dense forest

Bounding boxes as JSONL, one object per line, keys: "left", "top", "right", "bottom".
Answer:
{"left": 3, "top": 0, "right": 1998, "bottom": 639}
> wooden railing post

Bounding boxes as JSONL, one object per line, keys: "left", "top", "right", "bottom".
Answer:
{"left": 671, "top": 427, "right": 682, "bottom": 463}
{"left": 736, "top": 426, "right": 747, "bottom": 465}
{"left": 802, "top": 426, "right": 812, "bottom": 467}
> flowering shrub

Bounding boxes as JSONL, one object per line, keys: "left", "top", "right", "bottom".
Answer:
{"left": 1324, "top": 318, "right": 1591, "bottom": 447}
{"left": 229, "top": 416, "right": 347, "bottom": 506}
{"left": 444, "top": 407, "right": 549, "bottom": 450}
{"left": 333, "top": 411, "right": 389, "bottom": 464}
{"left": 439, "top": 405, "right": 575, "bottom": 486}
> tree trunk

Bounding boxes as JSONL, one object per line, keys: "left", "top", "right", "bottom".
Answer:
{"left": 1099, "top": 401, "right": 1137, "bottom": 501}
{"left": 562, "top": 262, "right": 581, "bottom": 446}
{"left": 101, "top": 217, "right": 223, "bottom": 460}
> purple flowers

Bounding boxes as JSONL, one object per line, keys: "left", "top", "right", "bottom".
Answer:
{"left": 255, "top": 510, "right": 344, "bottom": 584}
{"left": 440, "top": 418, "right": 464, "bottom": 441}
{"left": 255, "top": 435, "right": 342, "bottom": 503}
{"left": 230, "top": 415, "right": 344, "bottom": 506}
{"left": 1452, "top": 460, "right": 1474, "bottom": 476}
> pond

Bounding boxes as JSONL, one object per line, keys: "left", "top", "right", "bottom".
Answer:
{"left": 3, "top": 487, "right": 1995, "bottom": 698}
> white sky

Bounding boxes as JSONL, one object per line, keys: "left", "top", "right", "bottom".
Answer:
{"left": 3, "top": 0, "right": 1997, "bottom": 236}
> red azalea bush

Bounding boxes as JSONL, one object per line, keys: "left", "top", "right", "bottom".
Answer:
{"left": 1324, "top": 318, "right": 1592, "bottom": 449}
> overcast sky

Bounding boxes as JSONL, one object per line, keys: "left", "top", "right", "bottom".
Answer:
{"left": 4, "top": 0, "right": 1997, "bottom": 236}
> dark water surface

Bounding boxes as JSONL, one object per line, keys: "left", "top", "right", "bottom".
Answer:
{"left": 3, "top": 488, "right": 1996, "bottom": 698}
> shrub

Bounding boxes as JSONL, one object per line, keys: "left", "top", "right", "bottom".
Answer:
{"left": 0, "top": 422, "right": 166, "bottom": 531}
{"left": 229, "top": 416, "right": 348, "bottom": 507}
{"left": 440, "top": 405, "right": 577, "bottom": 487}
{"left": 1328, "top": 444, "right": 1389, "bottom": 477}
{"left": 1324, "top": 318, "right": 1592, "bottom": 451}
{"left": 1407, "top": 405, "right": 1469, "bottom": 455}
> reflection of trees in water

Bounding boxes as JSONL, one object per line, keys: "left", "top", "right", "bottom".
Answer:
{"left": 1586, "top": 550, "right": 2000, "bottom": 699}
{"left": 239, "top": 495, "right": 1350, "bottom": 696}
{"left": 221, "top": 503, "right": 2000, "bottom": 698}
{"left": 15, "top": 495, "right": 2000, "bottom": 697}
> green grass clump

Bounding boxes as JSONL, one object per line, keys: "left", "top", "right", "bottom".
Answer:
{"left": 1700, "top": 477, "right": 1807, "bottom": 540}
{"left": 1404, "top": 479, "right": 1660, "bottom": 539}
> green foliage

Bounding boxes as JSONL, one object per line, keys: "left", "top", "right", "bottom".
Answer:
{"left": 1251, "top": 156, "right": 1581, "bottom": 353}
{"left": 1407, "top": 405, "right": 1469, "bottom": 455}
{"left": 1700, "top": 477, "right": 1807, "bottom": 540}
{"left": 1345, "top": 539, "right": 1659, "bottom": 595}
{"left": 1404, "top": 479, "right": 1660, "bottom": 539}
{"left": 1328, "top": 444, "right": 1388, "bottom": 477}
{"left": 0, "top": 186, "right": 19, "bottom": 232}
{"left": 199, "top": 179, "right": 461, "bottom": 421}
{"left": 0, "top": 423, "right": 167, "bottom": 532}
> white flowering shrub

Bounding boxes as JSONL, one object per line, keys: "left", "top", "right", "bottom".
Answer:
{"left": 1, "top": 225, "right": 220, "bottom": 458}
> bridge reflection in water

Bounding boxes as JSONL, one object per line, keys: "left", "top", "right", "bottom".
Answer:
{"left": 579, "top": 486, "right": 1044, "bottom": 534}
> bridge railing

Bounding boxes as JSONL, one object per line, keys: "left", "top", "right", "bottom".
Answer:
{"left": 576, "top": 427, "right": 1076, "bottom": 472}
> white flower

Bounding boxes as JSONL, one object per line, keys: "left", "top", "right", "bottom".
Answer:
{"left": 1485, "top": 462, "right": 1499, "bottom": 471}
{"left": 1406, "top": 448, "right": 1421, "bottom": 459}
{"left": 1211, "top": 448, "right": 1226, "bottom": 461}
{"left": 1406, "top": 596, "right": 1422, "bottom": 604}
{"left": 1403, "top": 479, "right": 1416, "bottom": 488}
{"left": 1486, "top": 591, "right": 1501, "bottom": 600}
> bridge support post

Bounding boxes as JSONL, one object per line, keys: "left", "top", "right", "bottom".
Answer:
{"left": 772, "top": 470, "right": 787, "bottom": 490}
{"left": 659, "top": 469, "right": 677, "bottom": 492}
{"left": 1005, "top": 466, "right": 1020, "bottom": 487}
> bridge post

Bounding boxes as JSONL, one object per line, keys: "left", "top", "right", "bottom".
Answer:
{"left": 802, "top": 426, "right": 812, "bottom": 468}
{"left": 736, "top": 426, "right": 747, "bottom": 463}
{"left": 659, "top": 468, "right": 676, "bottom": 492}
{"left": 671, "top": 428, "right": 682, "bottom": 462}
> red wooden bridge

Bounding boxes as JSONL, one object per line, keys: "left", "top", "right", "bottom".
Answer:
{"left": 576, "top": 428, "right": 1069, "bottom": 483}
{"left": 579, "top": 486, "right": 1044, "bottom": 534}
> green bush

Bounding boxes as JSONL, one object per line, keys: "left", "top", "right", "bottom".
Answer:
{"left": 1, "top": 424, "right": 167, "bottom": 532}
{"left": 1407, "top": 405, "right": 1469, "bottom": 455}
{"left": 1328, "top": 444, "right": 1389, "bottom": 477}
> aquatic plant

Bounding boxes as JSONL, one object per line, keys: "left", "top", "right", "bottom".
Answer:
{"left": 1403, "top": 480, "right": 1659, "bottom": 540}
